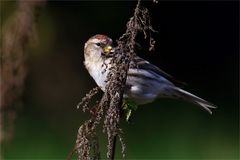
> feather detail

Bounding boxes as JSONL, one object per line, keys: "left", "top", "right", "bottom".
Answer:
{"left": 172, "top": 87, "right": 217, "bottom": 114}
{"left": 131, "top": 56, "right": 186, "bottom": 87}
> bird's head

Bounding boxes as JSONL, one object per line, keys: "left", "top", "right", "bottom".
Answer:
{"left": 84, "top": 34, "right": 114, "bottom": 61}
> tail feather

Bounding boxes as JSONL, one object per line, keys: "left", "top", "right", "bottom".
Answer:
{"left": 173, "top": 87, "right": 217, "bottom": 114}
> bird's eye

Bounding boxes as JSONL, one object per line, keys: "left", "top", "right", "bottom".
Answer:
{"left": 96, "top": 43, "right": 101, "bottom": 46}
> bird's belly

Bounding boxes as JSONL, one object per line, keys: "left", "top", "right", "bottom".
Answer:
{"left": 90, "top": 70, "right": 157, "bottom": 104}
{"left": 89, "top": 66, "right": 169, "bottom": 105}
{"left": 124, "top": 77, "right": 161, "bottom": 104}
{"left": 123, "top": 90, "right": 156, "bottom": 104}
{"left": 88, "top": 65, "right": 108, "bottom": 91}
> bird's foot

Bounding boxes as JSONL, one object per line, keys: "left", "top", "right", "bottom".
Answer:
{"left": 122, "top": 99, "right": 138, "bottom": 122}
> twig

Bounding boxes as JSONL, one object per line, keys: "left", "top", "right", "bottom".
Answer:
{"left": 110, "top": 136, "right": 117, "bottom": 160}
{"left": 67, "top": 144, "right": 77, "bottom": 160}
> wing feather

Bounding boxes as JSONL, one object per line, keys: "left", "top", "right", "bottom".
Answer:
{"left": 130, "top": 56, "right": 186, "bottom": 87}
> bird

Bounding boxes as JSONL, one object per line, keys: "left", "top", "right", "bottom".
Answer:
{"left": 83, "top": 34, "right": 216, "bottom": 116}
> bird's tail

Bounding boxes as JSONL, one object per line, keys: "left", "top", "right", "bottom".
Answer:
{"left": 171, "top": 87, "right": 217, "bottom": 114}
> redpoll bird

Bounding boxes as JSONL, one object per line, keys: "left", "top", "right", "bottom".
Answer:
{"left": 84, "top": 34, "right": 216, "bottom": 115}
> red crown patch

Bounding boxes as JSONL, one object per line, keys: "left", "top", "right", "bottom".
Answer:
{"left": 94, "top": 34, "right": 109, "bottom": 40}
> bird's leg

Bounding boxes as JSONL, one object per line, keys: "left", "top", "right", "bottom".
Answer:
{"left": 122, "top": 99, "right": 138, "bottom": 122}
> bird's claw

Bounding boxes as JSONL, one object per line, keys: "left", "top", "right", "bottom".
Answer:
{"left": 122, "top": 99, "right": 138, "bottom": 122}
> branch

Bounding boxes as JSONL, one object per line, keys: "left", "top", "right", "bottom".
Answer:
{"left": 73, "top": 0, "right": 157, "bottom": 159}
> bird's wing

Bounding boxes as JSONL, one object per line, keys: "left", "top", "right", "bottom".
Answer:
{"left": 130, "top": 56, "right": 186, "bottom": 87}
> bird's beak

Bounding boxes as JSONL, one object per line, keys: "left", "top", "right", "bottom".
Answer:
{"left": 103, "top": 45, "right": 114, "bottom": 55}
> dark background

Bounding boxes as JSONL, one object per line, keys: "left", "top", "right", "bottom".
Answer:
{"left": 2, "top": 0, "right": 239, "bottom": 159}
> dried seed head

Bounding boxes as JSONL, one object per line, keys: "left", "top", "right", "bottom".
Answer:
{"left": 73, "top": 0, "right": 157, "bottom": 159}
